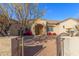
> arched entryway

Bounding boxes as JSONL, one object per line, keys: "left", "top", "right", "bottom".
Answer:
{"left": 35, "top": 24, "right": 43, "bottom": 35}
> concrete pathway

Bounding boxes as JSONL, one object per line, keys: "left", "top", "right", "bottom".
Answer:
{"left": 36, "top": 39, "right": 57, "bottom": 56}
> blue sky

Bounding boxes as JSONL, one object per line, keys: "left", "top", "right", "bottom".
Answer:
{"left": 39, "top": 3, "right": 79, "bottom": 20}
{"left": 2, "top": 3, "right": 79, "bottom": 21}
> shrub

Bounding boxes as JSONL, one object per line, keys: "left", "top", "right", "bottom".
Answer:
{"left": 47, "top": 32, "right": 56, "bottom": 36}
{"left": 24, "top": 30, "right": 32, "bottom": 36}
{"left": 52, "top": 33, "right": 56, "bottom": 35}
{"left": 47, "top": 32, "right": 52, "bottom": 35}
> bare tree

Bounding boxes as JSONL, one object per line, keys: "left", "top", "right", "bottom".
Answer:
{"left": 0, "top": 4, "right": 9, "bottom": 33}
{"left": 0, "top": 4, "right": 16, "bottom": 26}
{"left": 30, "top": 4, "right": 46, "bottom": 19}
{"left": 0, "top": 3, "right": 46, "bottom": 26}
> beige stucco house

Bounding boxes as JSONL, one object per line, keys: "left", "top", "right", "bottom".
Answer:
{"left": 30, "top": 18, "right": 59, "bottom": 35}
{"left": 54, "top": 18, "right": 79, "bottom": 35}
{"left": 30, "top": 18, "right": 79, "bottom": 35}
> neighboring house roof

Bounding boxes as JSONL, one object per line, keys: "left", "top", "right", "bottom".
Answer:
{"left": 0, "top": 14, "right": 18, "bottom": 24}
{"left": 19, "top": 19, "right": 34, "bottom": 25}
{"left": 56, "top": 18, "right": 79, "bottom": 25}
{"left": 9, "top": 19, "right": 19, "bottom": 24}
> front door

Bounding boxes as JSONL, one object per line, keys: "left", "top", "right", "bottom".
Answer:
{"left": 35, "top": 24, "right": 43, "bottom": 35}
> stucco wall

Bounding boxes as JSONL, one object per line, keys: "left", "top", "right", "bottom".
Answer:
{"left": 60, "top": 36, "right": 79, "bottom": 56}
{"left": 31, "top": 19, "right": 47, "bottom": 35}
{"left": 54, "top": 19, "right": 79, "bottom": 35}
{"left": 0, "top": 36, "right": 19, "bottom": 56}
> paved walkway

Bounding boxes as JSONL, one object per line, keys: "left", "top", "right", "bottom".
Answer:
{"left": 36, "top": 39, "right": 57, "bottom": 56}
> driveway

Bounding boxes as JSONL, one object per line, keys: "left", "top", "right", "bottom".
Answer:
{"left": 36, "top": 39, "right": 57, "bottom": 56}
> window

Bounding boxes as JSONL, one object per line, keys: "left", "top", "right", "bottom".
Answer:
{"left": 47, "top": 27, "right": 53, "bottom": 31}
